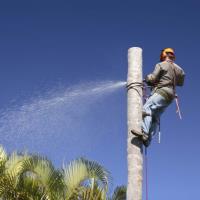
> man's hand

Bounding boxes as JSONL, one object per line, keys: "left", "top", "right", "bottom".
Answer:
{"left": 144, "top": 75, "right": 154, "bottom": 86}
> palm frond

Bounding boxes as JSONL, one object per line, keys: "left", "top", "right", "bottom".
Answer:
{"left": 63, "top": 157, "right": 111, "bottom": 199}
{"left": 110, "top": 185, "right": 126, "bottom": 200}
{"left": 0, "top": 145, "right": 7, "bottom": 163}
{"left": 80, "top": 158, "right": 111, "bottom": 189}
{"left": 63, "top": 158, "right": 88, "bottom": 196}
{"left": 0, "top": 145, "right": 7, "bottom": 176}
{"left": 81, "top": 183, "right": 107, "bottom": 200}
{"left": 21, "top": 154, "right": 64, "bottom": 199}
{"left": 5, "top": 151, "right": 28, "bottom": 177}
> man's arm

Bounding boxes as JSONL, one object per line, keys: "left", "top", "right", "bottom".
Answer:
{"left": 174, "top": 64, "right": 185, "bottom": 86}
{"left": 145, "top": 63, "right": 162, "bottom": 85}
{"left": 177, "top": 71, "right": 185, "bottom": 86}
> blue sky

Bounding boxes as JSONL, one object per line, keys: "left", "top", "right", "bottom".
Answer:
{"left": 0, "top": 0, "right": 199, "bottom": 199}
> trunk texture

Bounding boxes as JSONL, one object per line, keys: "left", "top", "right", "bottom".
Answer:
{"left": 127, "top": 47, "right": 143, "bottom": 200}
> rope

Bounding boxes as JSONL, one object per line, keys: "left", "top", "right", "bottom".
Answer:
{"left": 158, "top": 118, "right": 161, "bottom": 144}
{"left": 175, "top": 95, "right": 182, "bottom": 119}
{"left": 143, "top": 84, "right": 150, "bottom": 200}
{"left": 143, "top": 82, "right": 148, "bottom": 102}
{"left": 145, "top": 147, "right": 149, "bottom": 200}
{"left": 126, "top": 82, "right": 143, "bottom": 97}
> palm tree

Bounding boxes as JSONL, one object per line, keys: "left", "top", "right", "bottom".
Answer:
{"left": 0, "top": 146, "right": 63, "bottom": 200}
{"left": 0, "top": 146, "right": 126, "bottom": 200}
{"left": 0, "top": 146, "right": 111, "bottom": 200}
{"left": 62, "top": 157, "right": 110, "bottom": 200}
{"left": 21, "top": 154, "right": 64, "bottom": 200}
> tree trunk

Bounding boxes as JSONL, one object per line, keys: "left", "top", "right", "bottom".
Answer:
{"left": 127, "top": 47, "right": 143, "bottom": 200}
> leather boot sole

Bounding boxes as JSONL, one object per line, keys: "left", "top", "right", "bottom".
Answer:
{"left": 131, "top": 129, "right": 148, "bottom": 141}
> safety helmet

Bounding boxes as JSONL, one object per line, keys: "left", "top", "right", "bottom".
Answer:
{"left": 160, "top": 48, "right": 175, "bottom": 61}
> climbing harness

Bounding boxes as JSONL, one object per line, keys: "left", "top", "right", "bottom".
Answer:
{"left": 142, "top": 81, "right": 151, "bottom": 102}
{"left": 127, "top": 81, "right": 162, "bottom": 143}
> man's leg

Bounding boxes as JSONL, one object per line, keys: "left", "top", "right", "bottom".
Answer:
{"left": 142, "top": 94, "right": 156, "bottom": 134}
{"left": 148, "top": 95, "right": 171, "bottom": 136}
{"left": 141, "top": 93, "right": 171, "bottom": 146}
{"left": 131, "top": 95, "right": 155, "bottom": 146}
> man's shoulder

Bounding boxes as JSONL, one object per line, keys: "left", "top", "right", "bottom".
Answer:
{"left": 173, "top": 62, "right": 183, "bottom": 69}
{"left": 173, "top": 63, "right": 185, "bottom": 74}
{"left": 154, "top": 61, "right": 165, "bottom": 68}
{"left": 155, "top": 61, "right": 169, "bottom": 69}
{"left": 155, "top": 61, "right": 164, "bottom": 65}
{"left": 157, "top": 61, "right": 184, "bottom": 72}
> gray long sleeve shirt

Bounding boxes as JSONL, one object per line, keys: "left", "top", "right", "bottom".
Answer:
{"left": 146, "top": 61, "right": 185, "bottom": 101}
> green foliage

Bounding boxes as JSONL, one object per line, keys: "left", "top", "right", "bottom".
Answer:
{"left": 0, "top": 145, "right": 126, "bottom": 200}
{"left": 109, "top": 186, "right": 126, "bottom": 200}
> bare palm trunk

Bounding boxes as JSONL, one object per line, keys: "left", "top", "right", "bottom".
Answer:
{"left": 127, "top": 47, "right": 143, "bottom": 200}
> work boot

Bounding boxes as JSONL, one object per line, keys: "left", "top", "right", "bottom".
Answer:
{"left": 143, "top": 137, "right": 151, "bottom": 147}
{"left": 143, "top": 133, "right": 152, "bottom": 147}
{"left": 131, "top": 129, "right": 148, "bottom": 142}
{"left": 131, "top": 129, "right": 152, "bottom": 147}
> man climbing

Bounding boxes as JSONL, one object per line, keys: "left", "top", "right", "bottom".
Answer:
{"left": 131, "top": 48, "right": 185, "bottom": 147}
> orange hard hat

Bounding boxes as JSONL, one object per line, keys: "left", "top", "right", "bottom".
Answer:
{"left": 160, "top": 48, "right": 175, "bottom": 61}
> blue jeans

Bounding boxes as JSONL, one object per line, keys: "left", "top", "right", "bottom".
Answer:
{"left": 142, "top": 93, "right": 171, "bottom": 138}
